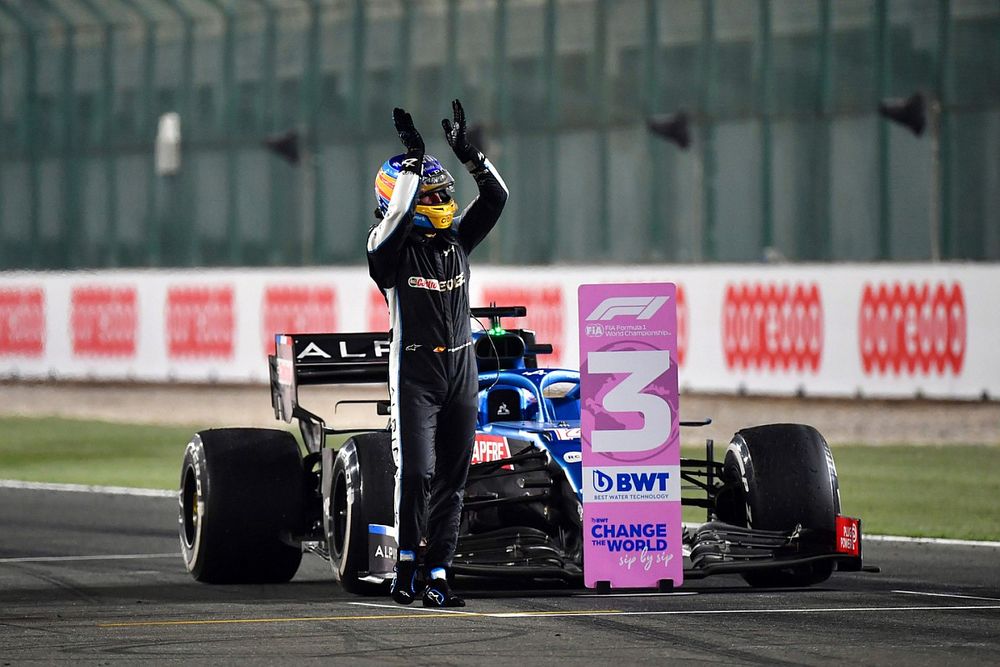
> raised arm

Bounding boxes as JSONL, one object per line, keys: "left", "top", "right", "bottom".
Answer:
{"left": 441, "top": 100, "right": 509, "bottom": 254}
{"left": 367, "top": 108, "right": 424, "bottom": 288}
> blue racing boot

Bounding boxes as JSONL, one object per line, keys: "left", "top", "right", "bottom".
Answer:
{"left": 390, "top": 557, "right": 420, "bottom": 605}
{"left": 421, "top": 568, "right": 465, "bottom": 608}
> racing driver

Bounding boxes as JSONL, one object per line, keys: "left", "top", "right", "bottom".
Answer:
{"left": 367, "top": 100, "right": 508, "bottom": 607}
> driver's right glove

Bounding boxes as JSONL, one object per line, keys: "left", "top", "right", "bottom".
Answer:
{"left": 393, "top": 107, "right": 424, "bottom": 175}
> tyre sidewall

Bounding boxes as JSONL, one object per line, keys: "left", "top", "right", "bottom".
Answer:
{"left": 324, "top": 433, "right": 394, "bottom": 595}
{"left": 178, "top": 428, "right": 303, "bottom": 584}
{"left": 722, "top": 423, "right": 841, "bottom": 587}
{"left": 179, "top": 434, "right": 210, "bottom": 578}
{"left": 725, "top": 424, "right": 839, "bottom": 533}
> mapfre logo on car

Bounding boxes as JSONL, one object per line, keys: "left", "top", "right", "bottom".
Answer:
{"left": 722, "top": 282, "right": 823, "bottom": 372}
{"left": 471, "top": 434, "right": 513, "bottom": 470}
{"left": 0, "top": 287, "right": 45, "bottom": 357}
{"left": 481, "top": 285, "right": 564, "bottom": 365}
{"left": 262, "top": 285, "right": 336, "bottom": 355}
{"left": 858, "top": 281, "right": 965, "bottom": 375}
{"left": 71, "top": 286, "right": 137, "bottom": 357}
{"left": 166, "top": 286, "right": 234, "bottom": 359}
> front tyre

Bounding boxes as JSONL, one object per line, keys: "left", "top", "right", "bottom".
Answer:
{"left": 180, "top": 428, "right": 303, "bottom": 584}
{"left": 325, "top": 432, "right": 395, "bottom": 595}
{"left": 721, "top": 423, "right": 841, "bottom": 588}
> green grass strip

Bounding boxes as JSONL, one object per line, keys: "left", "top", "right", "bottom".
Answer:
{"left": 677, "top": 443, "right": 1000, "bottom": 542}
{"left": 832, "top": 444, "right": 1000, "bottom": 542}
{"left": 2, "top": 417, "right": 998, "bottom": 541}
{"left": 0, "top": 416, "right": 201, "bottom": 490}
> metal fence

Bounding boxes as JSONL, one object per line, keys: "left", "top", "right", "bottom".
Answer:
{"left": 1, "top": 0, "right": 998, "bottom": 269}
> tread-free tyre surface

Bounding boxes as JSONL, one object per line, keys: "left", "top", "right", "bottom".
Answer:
{"left": 326, "top": 431, "right": 394, "bottom": 595}
{"left": 180, "top": 428, "right": 303, "bottom": 583}
{"left": 722, "top": 423, "right": 840, "bottom": 587}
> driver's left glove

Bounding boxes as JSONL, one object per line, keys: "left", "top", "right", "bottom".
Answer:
{"left": 441, "top": 99, "right": 484, "bottom": 168}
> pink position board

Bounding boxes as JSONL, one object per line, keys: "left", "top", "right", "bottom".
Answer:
{"left": 578, "top": 283, "right": 683, "bottom": 589}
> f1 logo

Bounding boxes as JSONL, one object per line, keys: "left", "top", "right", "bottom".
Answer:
{"left": 586, "top": 296, "right": 669, "bottom": 322}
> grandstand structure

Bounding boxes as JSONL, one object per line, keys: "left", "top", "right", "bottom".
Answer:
{"left": 0, "top": 0, "right": 997, "bottom": 269}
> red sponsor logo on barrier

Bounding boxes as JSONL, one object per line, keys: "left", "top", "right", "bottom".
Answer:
{"left": 835, "top": 515, "right": 860, "bottom": 557}
{"left": 166, "top": 286, "right": 235, "bottom": 359}
{"left": 71, "top": 286, "right": 138, "bottom": 357}
{"left": 676, "top": 284, "right": 688, "bottom": 367}
{"left": 858, "top": 282, "right": 965, "bottom": 376}
{"left": 0, "top": 287, "right": 45, "bottom": 357}
{"left": 368, "top": 288, "right": 389, "bottom": 331}
{"left": 471, "top": 434, "right": 512, "bottom": 469}
{"left": 722, "top": 282, "right": 823, "bottom": 372}
{"left": 261, "top": 285, "right": 337, "bottom": 355}
{"left": 480, "top": 285, "right": 564, "bottom": 365}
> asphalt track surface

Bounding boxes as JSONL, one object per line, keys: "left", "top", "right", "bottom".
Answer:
{"left": 2, "top": 487, "right": 999, "bottom": 665}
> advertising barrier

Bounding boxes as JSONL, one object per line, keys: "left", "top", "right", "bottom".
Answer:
{"left": 579, "top": 283, "right": 683, "bottom": 589}
{"left": 1, "top": 264, "right": 997, "bottom": 400}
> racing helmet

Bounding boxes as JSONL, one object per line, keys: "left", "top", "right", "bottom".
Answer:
{"left": 374, "top": 154, "right": 458, "bottom": 229}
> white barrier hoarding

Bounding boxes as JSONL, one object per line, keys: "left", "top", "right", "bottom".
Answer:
{"left": 0, "top": 264, "right": 996, "bottom": 399}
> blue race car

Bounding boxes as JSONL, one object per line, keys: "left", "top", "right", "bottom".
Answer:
{"left": 179, "top": 306, "right": 863, "bottom": 591}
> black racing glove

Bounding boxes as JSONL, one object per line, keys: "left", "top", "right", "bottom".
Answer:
{"left": 441, "top": 99, "right": 483, "bottom": 166}
{"left": 393, "top": 107, "right": 424, "bottom": 174}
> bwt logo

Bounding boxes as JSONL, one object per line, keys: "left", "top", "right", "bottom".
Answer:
{"left": 592, "top": 469, "right": 670, "bottom": 494}
{"left": 586, "top": 296, "right": 668, "bottom": 322}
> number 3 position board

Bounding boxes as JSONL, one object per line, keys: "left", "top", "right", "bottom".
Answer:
{"left": 578, "top": 283, "right": 683, "bottom": 589}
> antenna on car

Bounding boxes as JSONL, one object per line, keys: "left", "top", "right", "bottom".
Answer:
{"left": 470, "top": 305, "right": 527, "bottom": 335}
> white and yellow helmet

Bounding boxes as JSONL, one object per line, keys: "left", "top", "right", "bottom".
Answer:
{"left": 374, "top": 154, "right": 458, "bottom": 229}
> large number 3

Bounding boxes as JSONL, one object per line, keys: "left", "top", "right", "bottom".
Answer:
{"left": 588, "top": 349, "right": 672, "bottom": 453}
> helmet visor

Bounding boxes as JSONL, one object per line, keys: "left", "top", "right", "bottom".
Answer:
{"left": 418, "top": 189, "right": 453, "bottom": 206}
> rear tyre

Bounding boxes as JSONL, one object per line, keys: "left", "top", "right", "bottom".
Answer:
{"left": 326, "top": 432, "right": 395, "bottom": 595}
{"left": 721, "top": 423, "right": 840, "bottom": 588}
{"left": 179, "top": 428, "right": 303, "bottom": 584}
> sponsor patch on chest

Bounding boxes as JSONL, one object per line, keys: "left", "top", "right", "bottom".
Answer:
{"left": 407, "top": 273, "right": 466, "bottom": 292}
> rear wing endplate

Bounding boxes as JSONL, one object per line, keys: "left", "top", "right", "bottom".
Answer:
{"left": 269, "top": 332, "right": 390, "bottom": 423}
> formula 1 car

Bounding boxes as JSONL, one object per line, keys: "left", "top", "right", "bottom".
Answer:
{"left": 179, "top": 306, "right": 863, "bottom": 591}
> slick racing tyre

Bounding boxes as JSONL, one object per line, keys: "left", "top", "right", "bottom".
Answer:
{"left": 721, "top": 423, "right": 841, "bottom": 588}
{"left": 179, "top": 428, "right": 304, "bottom": 584}
{"left": 325, "top": 432, "right": 395, "bottom": 595}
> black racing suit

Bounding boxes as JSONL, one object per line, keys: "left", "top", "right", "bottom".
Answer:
{"left": 367, "top": 154, "right": 508, "bottom": 571}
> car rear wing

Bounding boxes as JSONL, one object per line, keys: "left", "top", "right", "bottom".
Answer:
{"left": 269, "top": 332, "right": 390, "bottom": 424}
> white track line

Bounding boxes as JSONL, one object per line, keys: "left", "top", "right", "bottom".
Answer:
{"left": 351, "top": 601, "right": 1000, "bottom": 620}
{"left": 0, "top": 479, "right": 175, "bottom": 498}
{"left": 348, "top": 601, "right": 477, "bottom": 616}
{"left": 864, "top": 534, "right": 1000, "bottom": 549}
{"left": 0, "top": 553, "right": 178, "bottom": 564}
{"left": 3, "top": 481, "right": 1000, "bottom": 548}
{"left": 894, "top": 590, "right": 1000, "bottom": 602}
{"left": 483, "top": 605, "right": 1000, "bottom": 620}
{"left": 495, "top": 605, "right": 1000, "bottom": 619}
{"left": 96, "top": 604, "right": 1000, "bottom": 629}
{"left": 574, "top": 592, "right": 698, "bottom": 598}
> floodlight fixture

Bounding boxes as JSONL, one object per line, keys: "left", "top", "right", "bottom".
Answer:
{"left": 878, "top": 92, "right": 926, "bottom": 137}
{"left": 647, "top": 111, "right": 691, "bottom": 150}
{"left": 263, "top": 129, "right": 301, "bottom": 165}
